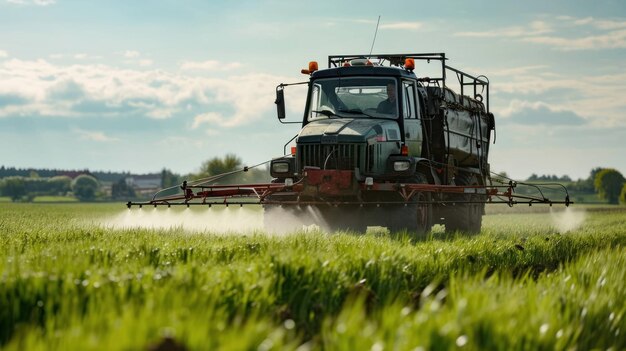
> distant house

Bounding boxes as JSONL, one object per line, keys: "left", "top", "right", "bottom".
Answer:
{"left": 125, "top": 173, "right": 161, "bottom": 196}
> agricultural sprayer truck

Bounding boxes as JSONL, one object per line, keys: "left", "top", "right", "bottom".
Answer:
{"left": 128, "top": 53, "right": 571, "bottom": 234}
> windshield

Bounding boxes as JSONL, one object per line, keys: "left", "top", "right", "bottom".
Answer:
{"left": 307, "top": 77, "right": 398, "bottom": 121}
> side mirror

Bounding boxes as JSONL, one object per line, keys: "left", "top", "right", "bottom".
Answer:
{"left": 275, "top": 86, "right": 286, "bottom": 120}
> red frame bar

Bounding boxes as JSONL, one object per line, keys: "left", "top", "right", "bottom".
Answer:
{"left": 136, "top": 180, "right": 561, "bottom": 207}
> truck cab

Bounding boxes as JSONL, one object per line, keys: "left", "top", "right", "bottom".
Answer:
{"left": 298, "top": 63, "right": 422, "bottom": 177}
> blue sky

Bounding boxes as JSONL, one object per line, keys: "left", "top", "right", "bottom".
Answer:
{"left": 0, "top": 0, "right": 625, "bottom": 180}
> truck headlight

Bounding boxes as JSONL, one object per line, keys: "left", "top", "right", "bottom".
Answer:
{"left": 386, "top": 155, "right": 416, "bottom": 176}
{"left": 393, "top": 161, "right": 411, "bottom": 172}
{"left": 272, "top": 162, "right": 290, "bottom": 173}
{"left": 270, "top": 156, "right": 296, "bottom": 178}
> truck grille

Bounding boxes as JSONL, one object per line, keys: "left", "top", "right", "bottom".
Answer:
{"left": 298, "top": 144, "right": 363, "bottom": 171}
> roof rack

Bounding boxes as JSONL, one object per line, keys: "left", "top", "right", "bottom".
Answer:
{"left": 327, "top": 53, "right": 490, "bottom": 113}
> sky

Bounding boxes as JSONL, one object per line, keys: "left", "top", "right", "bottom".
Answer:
{"left": 0, "top": 0, "right": 625, "bottom": 180}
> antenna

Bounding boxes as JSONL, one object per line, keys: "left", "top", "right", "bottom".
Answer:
{"left": 368, "top": 15, "right": 381, "bottom": 57}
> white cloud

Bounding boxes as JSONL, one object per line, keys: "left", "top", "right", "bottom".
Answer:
{"left": 73, "top": 128, "right": 117, "bottom": 142}
{"left": 593, "top": 19, "right": 626, "bottom": 31}
{"left": 557, "top": 16, "right": 626, "bottom": 30}
{"left": 192, "top": 112, "right": 223, "bottom": 129}
{"left": 352, "top": 19, "right": 377, "bottom": 25}
{"left": 124, "top": 50, "right": 140, "bottom": 58}
{"left": 524, "top": 29, "right": 626, "bottom": 50}
{"left": 188, "top": 72, "right": 286, "bottom": 127}
{"left": 147, "top": 107, "right": 176, "bottom": 119}
{"left": 7, "top": 0, "right": 55, "bottom": 5}
{"left": 573, "top": 17, "right": 594, "bottom": 26}
{"left": 498, "top": 100, "right": 584, "bottom": 124}
{"left": 489, "top": 69, "right": 626, "bottom": 127}
{"left": 180, "top": 60, "right": 242, "bottom": 71}
{"left": 455, "top": 20, "right": 552, "bottom": 38}
{"left": 0, "top": 56, "right": 297, "bottom": 129}
{"left": 479, "top": 65, "right": 547, "bottom": 77}
{"left": 67, "top": 53, "right": 102, "bottom": 60}
{"left": 348, "top": 18, "right": 423, "bottom": 31}
{"left": 0, "top": 50, "right": 8, "bottom": 58}
{"left": 459, "top": 15, "right": 626, "bottom": 51}
{"left": 380, "top": 22, "right": 422, "bottom": 31}
{"left": 121, "top": 51, "right": 153, "bottom": 67}
{"left": 499, "top": 100, "right": 540, "bottom": 118}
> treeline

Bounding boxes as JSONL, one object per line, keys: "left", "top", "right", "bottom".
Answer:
{"left": 0, "top": 175, "right": 97, "bottom": 202}
{"left": 526, "top": 174, "right": 572, "bottom": 182}
{"left": 522, "top": 168, "right": 626, "bottom": 204}
{"left": 0, "top": 174, "right": 173, "bottom": 202}
{"left": 0, "top": 166, "right": 133, "bottom": 183}
{"left": 527, "top": 168, "right": 607, "bottom": 189}
{"left": 527, "top": 167, "right": 619, "bottom": 195}
{"left": 0, "top": 154, "right": 270, "bottom": 203}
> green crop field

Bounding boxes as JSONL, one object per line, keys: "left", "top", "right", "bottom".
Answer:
{"left": 1, "top": 203, "right": 624, "bottom": 350}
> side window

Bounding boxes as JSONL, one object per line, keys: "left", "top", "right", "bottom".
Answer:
{"left": 309, "top": 84, "right": 321, "bottom": 119}
{"left": 403, "top": 81, "right": 417, "bottom": 119}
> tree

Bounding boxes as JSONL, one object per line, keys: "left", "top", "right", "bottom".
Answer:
{"left": 594, "top": 168, "right": 625, "bottom": 204}
{"left": 589, "top": 167, "right": 603, "bottom": 182}
{"left": 621, "top": 184, "right": 626, "bottom": 204}
{"left": 72, "top": 175, "right": 100, "bottom": 201}
{"left": 161, "top": 168, "right": 181, "bottom": 188}
{"left": 194, "top": 154, "right": 271, "bottom": 185}
{"left": 111, "top": 178, "right": 136, "bottom": 199}
{"left": 0, "top": 176, "right": 26, "bottom": 201}
{"left": 197, "top": 154, "right": 242, "bottom": 178}
{"left": 48, "top": 176, "right": 72, "bottom": 195}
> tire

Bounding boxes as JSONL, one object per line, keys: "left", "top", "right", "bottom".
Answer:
{"left": 444, "top": 172, "right": 484, "bottom": 234}
{"left": 388, "top": 193, "right": 432, "bottom": 235}
{"left": 387, "top": 174, "right": 433, "bottom": 236}
{"left": 415, "top": 192, "right": 434, "bottom": 234}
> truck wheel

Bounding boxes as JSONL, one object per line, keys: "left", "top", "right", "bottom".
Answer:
{"left": 444, "top": 172, "right": 484, "bottom": 234}
{"left": 415, "top": 192, "right": 433, "bottom": 234}
{"left": 388, "top": 173, "right": 432, "bottom": 236}
{"left": 387, "top": 192, "right": 432, "bottom": 236}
